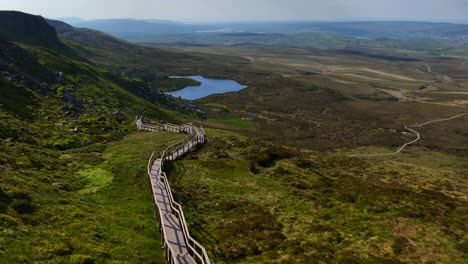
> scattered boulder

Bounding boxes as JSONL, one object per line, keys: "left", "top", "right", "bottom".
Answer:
{"left": 57, "top": 72, "right": 66, "bottom": 84}
{"left": 69, "top": 127, "right": 80, "bottom": 133}
{"left": 51, "top": 182, "right": 63, "bottom": 187}
{"left": 111, "top": 111, "right": 126, "bottom": 121}
{"left": 62, "top": 94, "right": 73, "bottom": 103}
{"left": 83, "top": 139, "right": 93, "bottom": 146}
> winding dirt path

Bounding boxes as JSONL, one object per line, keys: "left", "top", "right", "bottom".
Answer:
{"left": 349, "top": 113, "right": 468, "bottom": 157}
{"left": 425, "top": 64, "right": 432, "bottom": 73}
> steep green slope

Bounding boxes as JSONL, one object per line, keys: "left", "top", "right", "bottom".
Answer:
{"left": 0, "top": 12, "right": 205, "bottom": 263}
{"left": 47, "top": 19, "right": 219, "bottom": 93}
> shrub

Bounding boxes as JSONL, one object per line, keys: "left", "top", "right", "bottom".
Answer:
{"left": 0, "top": 188, "right": 11, "bottom": 213}
{"left": 0, "top": 214, "right": 19, "bottom": 227}
{"left": 69, "top": 254, "right": 95, "bottom": 264}
{"left": 11, "top": 200, "right": 36, "bottom": 214}
{"left": 44, "top": 242, "right": 73, "bottom": 256}
{"left": 215, "top": 200, "right": 285, "bottom": 260}
{"left": 246, "top": 143, "right": 295, "bottom": 168}
{"left": 293, "top": 157, "right": 312, "bottom": 169}
{"left": 46, "top": 138, "right": 81, "bottom": 150}
{"left": 392, "top": 237, "right": 414, "bottom": 255}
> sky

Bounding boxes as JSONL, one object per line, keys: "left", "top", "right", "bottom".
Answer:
{"left": 1, "top": 0, "right": 468, "bottom": 22}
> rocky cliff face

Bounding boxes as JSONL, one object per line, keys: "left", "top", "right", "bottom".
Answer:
{"left": 0, "top": 11, "right": 64, "bottom": 49}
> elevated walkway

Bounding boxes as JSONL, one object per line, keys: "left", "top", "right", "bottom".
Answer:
{"left": 137, "top": 117, "right": 210, "bottom": 264}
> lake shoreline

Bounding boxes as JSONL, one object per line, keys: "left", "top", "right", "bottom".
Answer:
{"left": 167, "top": 75, "right": 247, "bottom": 100}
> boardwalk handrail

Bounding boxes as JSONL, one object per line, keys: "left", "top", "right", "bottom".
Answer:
{"left": 137, "top": 117, "right": 211, "bottom": 264}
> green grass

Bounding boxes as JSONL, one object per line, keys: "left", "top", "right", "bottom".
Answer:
{"left": 344, "top": 146, "right": 468, "bottom": 171}
{"left": 0, "top": 131, "right": 187, "bottom": 263}
{"left": 77, "top": 168, "right": 113, "bottom": 194}
{"left": 212, "top": 118, "right": 257, "bottom": 129}
{"left": 153, "top": 77, "right": 201, "bottom": 92}
{"left": 166, "top": 128, "right": 467, "bottom": 263}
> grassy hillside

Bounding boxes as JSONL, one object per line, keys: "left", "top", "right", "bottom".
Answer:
{"left": 0, "top": 13, "right": 208, "bottom": 263}
{"left": 0, "top": 131, "right": 187, "bottom": 263}
{"left": 1, "top": 12, "right": 467, "bottom": 264}
{"left": 170, "top": 129, "right": 467, "bottom": 263}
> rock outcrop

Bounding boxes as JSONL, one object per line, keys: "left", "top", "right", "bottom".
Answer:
{"left": 0, "top": 11, "right": 64, "bottom": 50}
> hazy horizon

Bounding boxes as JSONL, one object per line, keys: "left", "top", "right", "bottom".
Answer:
{"left": 1, "top": 0, "right": 468, "bottom": 23}
{"left": 55, "top": 17, "right": 468, "bottom": 25}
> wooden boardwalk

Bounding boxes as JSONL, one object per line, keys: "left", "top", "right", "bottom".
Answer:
{"left": 136, "top": 117, "right": 210, "bottom": 264}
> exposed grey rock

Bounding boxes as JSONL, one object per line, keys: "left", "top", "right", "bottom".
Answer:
{"left": 62, "top": 93, "right": 73, "bottom": 103}
{"left": 112, "top": 111, "right": 126, "bottom": 121}
{"left": 50, "top": 84, "right": 59, "bottom": 92}
{"left": 83, "top": 139, "right": 93, "bottom": 146}
{"left": 57, "top": 72, "right": 66, "bottom": 84}
{"left": 52, "top": 182, "right": 63, "bottom": 187}
{"left": 4, "top": 137, "right": 13, "bottom": 142}
{"left": 0, "top": 11, "right": 64, "bottom": 49}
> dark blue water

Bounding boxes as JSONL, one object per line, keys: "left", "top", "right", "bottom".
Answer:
{"left": 166, "top": 75, "right": 247, "bottom": 100}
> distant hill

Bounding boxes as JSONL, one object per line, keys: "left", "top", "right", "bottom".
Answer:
{"left": 70, "top": 19, "right": 211, "bottom": 37}
{"left": 0, "top": 11, "right": 65, "bottom": 49}
{"left": 47, "top": 19, "right": 128, "bottom": 49}
{"left": 53, "top": 17, "right": 86, "bottom": 24}
{"left": 68, "top": 19, "right": 468, "bottom": 42}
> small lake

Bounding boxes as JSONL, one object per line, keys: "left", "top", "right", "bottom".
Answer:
{"left": 166, "top": 75, "right": 247, "bottom": 100}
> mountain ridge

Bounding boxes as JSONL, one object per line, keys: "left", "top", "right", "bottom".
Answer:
{"left": 65, "top": 18, "right": 468, "bottom": 41}
{"left": 0, "top": 11, "right": 65, "bottom": 50}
